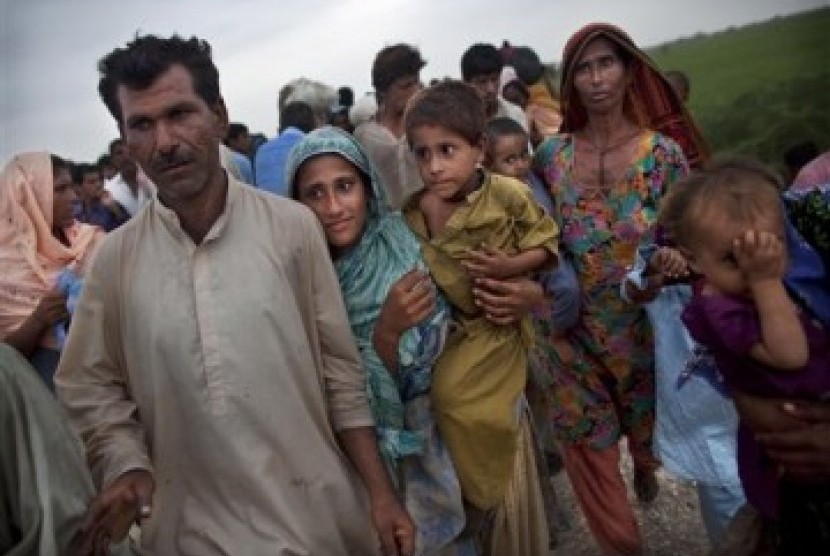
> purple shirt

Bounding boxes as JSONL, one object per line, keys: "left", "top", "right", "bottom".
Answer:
{"left": 682, "top": 291, "right": 830, "bottom": 517}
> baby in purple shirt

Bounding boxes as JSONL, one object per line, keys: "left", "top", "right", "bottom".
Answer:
{"left": 658, "top": 160, "right": 830, "bottom": 527}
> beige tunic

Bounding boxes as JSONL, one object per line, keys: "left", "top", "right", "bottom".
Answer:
{"left": 55, "top": 178, "right": 380, "bottom": 556}
{"left": 354, "top": 120, "right": 424, "bottom": 210}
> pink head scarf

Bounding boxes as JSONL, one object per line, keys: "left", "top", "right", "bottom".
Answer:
{"left": 0, "top": 152, "right": 101, "bottom": 343}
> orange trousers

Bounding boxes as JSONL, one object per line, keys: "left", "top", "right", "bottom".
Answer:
{"left": 562, "top": 443, "right": 643, "bottom": 556}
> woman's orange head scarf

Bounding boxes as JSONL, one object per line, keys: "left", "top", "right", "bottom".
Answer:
{"left": 0, "top": 152, "right": 101, "bottom": 343}
{"left": 559, "top": 23, "right": 709, "bottom": 168}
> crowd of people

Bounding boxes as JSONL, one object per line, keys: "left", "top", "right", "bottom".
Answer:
{"left": 1, "top": 21, "right": 828, "bottom": 556}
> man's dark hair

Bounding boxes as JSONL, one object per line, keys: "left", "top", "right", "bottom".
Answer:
{"left": 225, "top": 122, "right": 249, "bottom": 147}
{"left": 509, "top": 46, "right": 544, "bottom": 85}
{"left": 405, "top": 80, "right": 486, "bottom": 146}
{"left": 108, "top": 138, "right": 124, "bottom": 155}
{"left": 371, "top": 44, "right": 426, "bottom": 94}
{"left": 98, "top": 34, "right": 221, "bottom": 125}
{"left": 71, "top": 162, "right": 101, "bottom": 185}
{"left": 280, "top": 101, "right": 316, "bottom": 133}
{"left": 96, "top": 153, "right": 112, "bottom": 168}
{"left": 460, "top": 43, "right": 503, "bottom": 81}
{"left": 226, "top": 122, "right": 248, "bottom": 140}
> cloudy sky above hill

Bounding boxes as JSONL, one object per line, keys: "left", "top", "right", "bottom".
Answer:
{"left": 0, "top": 0, "right": 823, "bottom": 162}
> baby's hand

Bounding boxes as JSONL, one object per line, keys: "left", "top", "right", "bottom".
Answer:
{"left": 462, "top": 246, "right": 512, "bottom": 279}
{"left": 651, "top": 246, "right": 689, "bottom": 279}
{"left": 734, "top": 230, "right": 786, "bottom": 285}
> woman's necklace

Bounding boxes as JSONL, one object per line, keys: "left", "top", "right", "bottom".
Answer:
{"left": 577, "top": 126, "right": 642, "bottom": 194}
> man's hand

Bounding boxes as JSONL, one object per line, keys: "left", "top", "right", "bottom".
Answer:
{"left": 734, "top": 230, "right": 786, "bottom": 287}
{"left": 757, "top": 402, "right": 830, "bottom": 481}
{"left": 370, "top": 492, "right": 416, "bottom": 556}
{"left": 78, "top": 469, "right": 154, "bottom": 556}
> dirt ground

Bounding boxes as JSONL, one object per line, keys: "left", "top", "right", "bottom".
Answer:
{"left": 548, "top": 441, "right": 711, "bottom": 556}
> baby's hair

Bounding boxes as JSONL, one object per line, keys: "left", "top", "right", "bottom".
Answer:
{"left": 404, "top": 79, "right": 485, "bottom": 146}
{"left": 659, "top": 158, "right": 784, "bottom": 248}
{"left": 485, "top": 117, "right": 528, "bottom": 148}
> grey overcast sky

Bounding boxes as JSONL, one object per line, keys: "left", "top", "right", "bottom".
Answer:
{"left": 0, "top": 0, "right": 824, "bottom": 163}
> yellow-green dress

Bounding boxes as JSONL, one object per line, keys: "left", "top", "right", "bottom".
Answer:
{"left": 403, "top": 171, "right": 559, "bottom": 510}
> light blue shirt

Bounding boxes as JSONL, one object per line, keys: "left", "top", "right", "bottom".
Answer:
{"left": 254, "top": 128, "right": 306, "bottom": 196}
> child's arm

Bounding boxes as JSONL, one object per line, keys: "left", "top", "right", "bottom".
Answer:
{"left": 736, "top": 230, "right": 809, "bottom": 371}
{"left": 462, "top": 245, "right": 553, "bottom": 280}
{"left": 623, "top": 245, "right": 686, "bottom": 304}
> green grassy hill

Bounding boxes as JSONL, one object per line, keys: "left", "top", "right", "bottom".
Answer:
{"left": 647, "top": 7, "right": 830, "bottom": 177}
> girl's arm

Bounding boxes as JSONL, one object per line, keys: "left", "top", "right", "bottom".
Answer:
{"left": 736, "top": 230, "right": 809, "bottom": 370}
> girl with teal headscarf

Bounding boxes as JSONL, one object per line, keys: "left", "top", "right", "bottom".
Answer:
{"left": 286, "top": 127, "right": 476, "bottom": 556}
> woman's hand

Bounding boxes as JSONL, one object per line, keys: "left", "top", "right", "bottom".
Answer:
{"left": 32, "top": 288, "right": 69, "bottom": 327}
{"left": 373, "top": 269, "right": 436, "bottom": 372}
{"left": 376, "top": 269, "right": 436, "bottom": 337}
{"left": 471, "top": 276, "right": 544, "bottom": 325}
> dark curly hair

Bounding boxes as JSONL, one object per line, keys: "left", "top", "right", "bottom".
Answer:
{"left": 98, "top": 34, "right": 221, "bottom": 125}
{"left": 460, "top": 43, "right": 503, "bottom": 81}
{"left": 371, "top": 43, "right": 426, "bottom": 94}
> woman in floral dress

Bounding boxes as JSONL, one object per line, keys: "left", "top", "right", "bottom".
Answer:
{"left": 532, "top": 23, "right": 707, "bottom": 556}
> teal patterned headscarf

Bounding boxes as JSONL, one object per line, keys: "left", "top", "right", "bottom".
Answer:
{"left": 286, "top": 127, "right": 450, "bottom": 470}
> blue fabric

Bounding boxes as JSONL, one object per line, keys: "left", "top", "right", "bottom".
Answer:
{"left": 255, "top": 128, "right": 306, "bottom": 196}
{"left": 696, "top": 481, "right": 746, "bottom": 544}
{"left": 624, "top": 246, "right": 743, "bottom": 490}
{"left": 54, "top": 267, "right": 83, "bottom": 349}
{"left": 782, "top": 206, "right": 830, "bottom": 328}
{"left": 73, "top": 201, "right": 126, "bottom": 232}
{"left": 231, "top": 151, "right": 253, "bottom": 184}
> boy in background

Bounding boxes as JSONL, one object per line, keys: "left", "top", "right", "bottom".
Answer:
{"left": 72, "top": 162, "right": 128, "bottom": 232}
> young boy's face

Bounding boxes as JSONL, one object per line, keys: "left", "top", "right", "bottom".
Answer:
{"left": 487, "top": 133, "right": 531, "bottom": 181}
{"left": 409, "top": 124, "right": 482, "bottom": 201}
{"left": 80, "top": 170, "right": 105, "bottom": 201}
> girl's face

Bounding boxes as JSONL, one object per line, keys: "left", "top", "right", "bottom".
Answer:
{"left": 409, "top": 124, "right": 483, "bottom": 201}
{"left": 572, "top": 37, "right": 628, "bottom": 116}
{"left": 687, "top": 208, "right": 785, "bottom": 296}
{"left": 52, "top": 166, "right": 77, "bottom": 229}
{"left": 487, "top": 133, "right": 531, "bottom": 181}
{"left": 294, "top": 154, "right": 368, "bottom": 258}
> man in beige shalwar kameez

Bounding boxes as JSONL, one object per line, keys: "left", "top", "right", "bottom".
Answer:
{"left": 56, "top": 34, "right": 414, "bottom": 556}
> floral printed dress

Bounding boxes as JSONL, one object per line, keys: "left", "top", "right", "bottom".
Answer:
{"left": 531, "top": 131, "right": 688, "bottom": 466}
